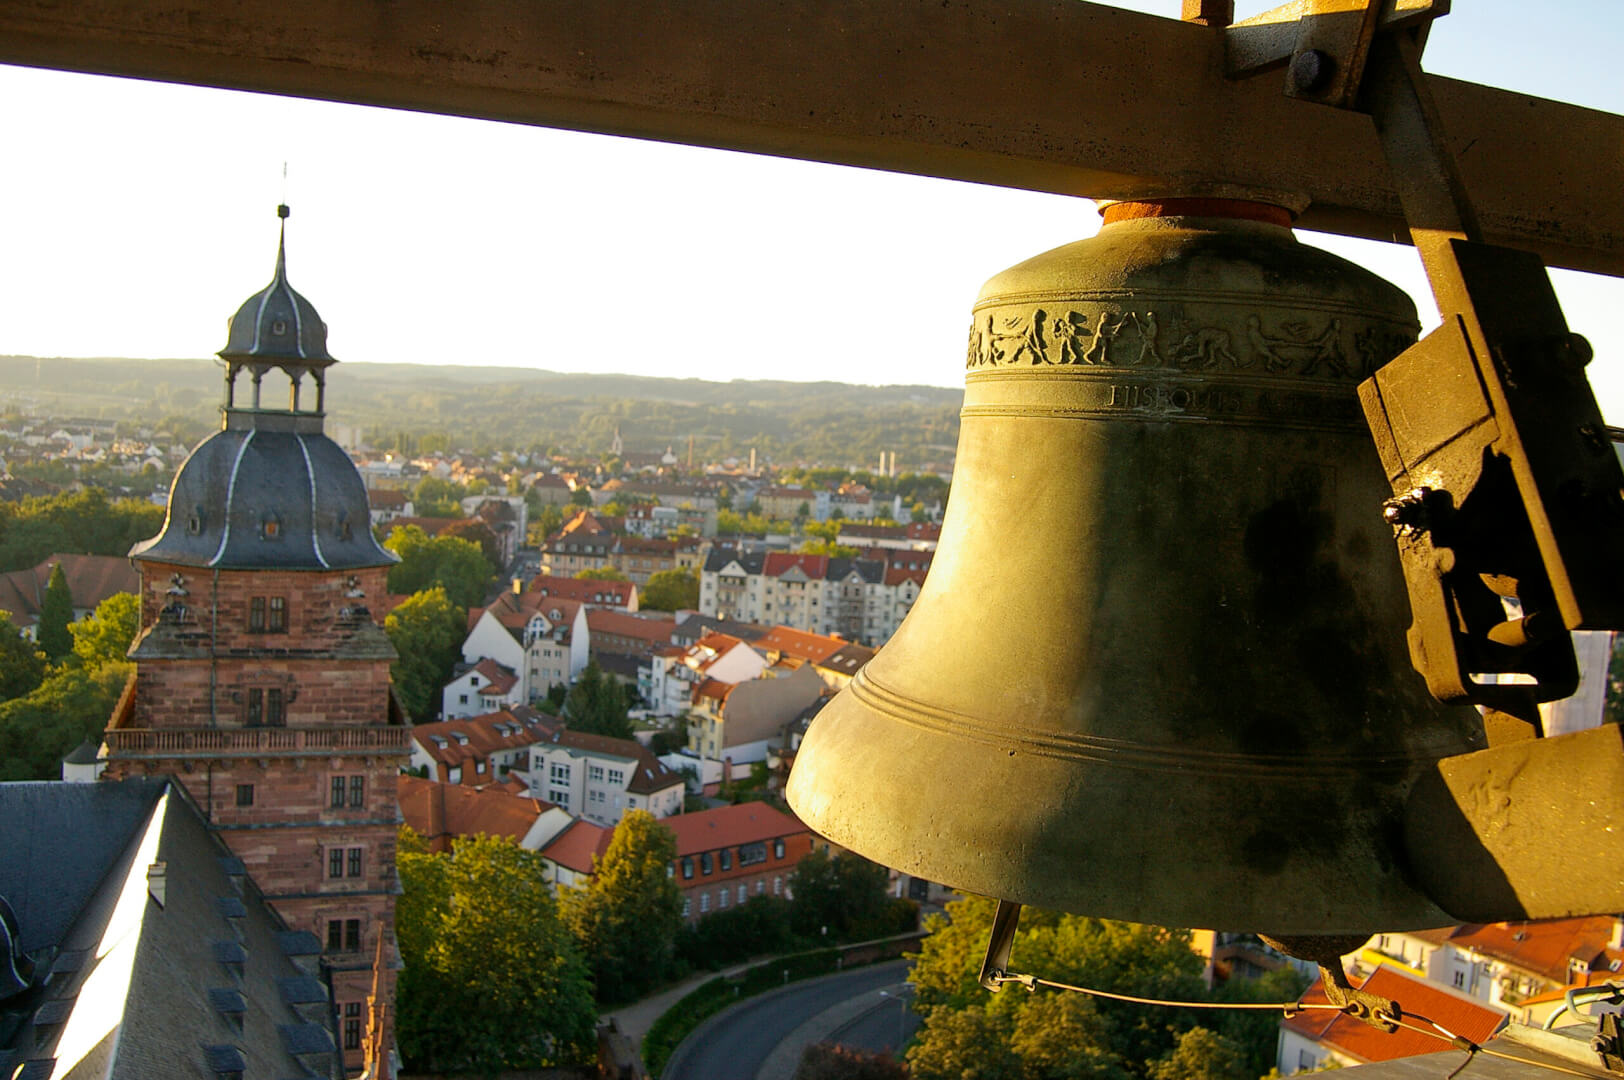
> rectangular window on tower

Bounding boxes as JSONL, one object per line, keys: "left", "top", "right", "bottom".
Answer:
{"left": 248, "top": 596, "right": 266, "bottom": 632}
{"left": 330, "top": 777, "right": 346, "bottom": 809}
{"left": 349, "top": 775, "right": 364, "bottom": 808}
{"left": 344, "top": 1002, "right": 362, "bottom": 1051}
{"left": 246, "top": 688, "right": 263, "bottom": 726}
{"left": 327, "top": 918, "right": 362, "bottom": 952}
{"left": 268, "top": 596, "right": 287, "bottom": 633}
{"left": 266, "top": 687, "right": 285, "bottom": 726}
{"left": 235, "top": 784, "right": 254, "bottom": 807}
{"left": 347, "top": 847, "right": 363, "bottom": 879}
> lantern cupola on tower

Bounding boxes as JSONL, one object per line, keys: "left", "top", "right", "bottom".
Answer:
{"left": 219, "top": 203, "right": 335, "bottom": 429}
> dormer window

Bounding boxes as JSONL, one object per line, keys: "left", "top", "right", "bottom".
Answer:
{"left": 187, "top": 505, "right": 205, "bottom": 535}
{"left": 260, "top": 513, "right": 282, "bottom": 540}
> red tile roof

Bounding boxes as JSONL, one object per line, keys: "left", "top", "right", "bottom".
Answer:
{"left": 470, "top": 658, "right": 518, "bottom": 697}
{"left": 538, "top": 728, "right": 684, "bottom": 795}
{"left": 540, "top": 819, "right": 614, "bottom": 874}
{"left": 664, "top": 803, "right": 808, "bottom": 856}
{"left": 527, "top": 574, "right": 636, "bottom": 608}
{"left": 0, "top": 553, "right": 139, "bottom": 627}
{"left": 413, "top": 709, "right": 560, "bottom": 781}
{"left": 398, "top": 774, "right": 558, "bottom": 851}
{"left": 586, "top": 609, "right": 677, "bottom": 643}
{"left": 756, "top": 625, "right": 847, "bottom": 664}
{"left": 1446, "top": 918, "right": 1622, "bottom": 985}
{"left": 368, "top": 488, "right": 409, "bottom": 509}
{"left": 763, "top": 553, "right": 829, "bottom": 579}
{"left": 1282, "top": 966, "right": 1504, "bottom": 1064}
{"left": 692, "top": 678, "right": 735, "bottom": 706}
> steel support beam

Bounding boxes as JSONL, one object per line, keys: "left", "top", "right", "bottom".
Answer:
{"left": 1, "top": 0, "right": 1620, "bottom": 276}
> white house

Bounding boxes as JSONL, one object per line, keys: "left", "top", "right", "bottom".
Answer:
{"left": 441, "top": 658, "right": 524, "bottom": 720}
{"left": 527, "top": 729, "right": 686, "bottom": 826}
{"left": 461, "top": 592, "right": 590, "bottom": 701}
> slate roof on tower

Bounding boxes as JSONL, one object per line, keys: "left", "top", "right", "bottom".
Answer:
{"left": 220, "top": 208, "right": 334, "bottom": 366}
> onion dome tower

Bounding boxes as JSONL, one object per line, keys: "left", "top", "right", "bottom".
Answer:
{"left": 105, "top": 206, "right": 403, "bottom": 1079}
{"left": 130, "top": 204, "right": 394, "bottom": 572}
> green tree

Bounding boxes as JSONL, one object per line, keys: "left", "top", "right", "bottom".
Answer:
{"left": 70, "top": 591, "right": 141, "bottom": 670}
{"left": 383, "top": 525, "right": 494, "bottom": 609}
{"left": 37, "top": 563, "right": 74, "bottom": 661}
{"left": 441, "top": 518, "right": 503, "bottom": 570}
{"left": 798, "top": 538, "right": 859, "bottom": 558}
{"left": 717, "top": 509, "right": 745, "bottom": 534}
{"left": 0, "top": 611, "right": 46, "bottom": 702}
{"left": 907, "top": 1006, "right": 1022, "bottom": 1080}
{"left": 528, "top": 503, "right": 565, "bottom": 546}
{"left": 562, "top": 660, "right": 633, "bottom": 739}
{"left": 396, "top": 834, "right": 597, "bottom": 1073}
{"left": 412, "top": 475, "right": 469, "bottom": 518}
{"left": 0, "top": 661, "right": 130, "bottom": 780}
{"left": 1009, "top": 992, "right": 1132, "bottom": 1080}
{"left": 563, "top": 810, "right": 683, "bottom": 1003}
{"left": 641, "top": 567, "right": 699, "bottom": 611}
{"left": 384, "top": 587, "right": 468, "bottom": 722}
{"left": 804, "top": 520, "right": 842, "bottom": 544}
{"left": 907, "top": 895, "right": 1209, "bottom": 1080}
{"left": 1149, "top": 1028, "right": 1250, "bottom": 1080}
{"left": 570, "top": 487, "right": 593, "bottom": 507}
{"left": 910, "top": 502, "right": 929, "bottom": 524}
{"left": 789, "top": 850, "right": 894, "bottom": 940}
{"left": 575, "top": 566, "right": 629, "bottom": 582}
{"left": 0, "top": 487, "right": 165, "bottom": 573}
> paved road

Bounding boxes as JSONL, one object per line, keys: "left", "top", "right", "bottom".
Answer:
{"left": 822, "top": 989, "right": 921, "bottom": 1056}
{"left": 664, "top": 959, "right": 912, "bottom": 1080}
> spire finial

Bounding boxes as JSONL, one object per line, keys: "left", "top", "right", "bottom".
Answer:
{"left": 275, "top": 165, "right": 290, "bottom": 280}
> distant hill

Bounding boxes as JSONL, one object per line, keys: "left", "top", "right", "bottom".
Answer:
{"left": 0, "top": 356, "right": 963, "bottom": 469}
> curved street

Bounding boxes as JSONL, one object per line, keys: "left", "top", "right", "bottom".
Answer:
{"left": 663, "top": 958, "right": 917, "bottom": 1080}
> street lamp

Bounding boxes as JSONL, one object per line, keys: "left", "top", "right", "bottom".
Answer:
{"left": 878, "top": 986, "right": 913, "bottom": 1051}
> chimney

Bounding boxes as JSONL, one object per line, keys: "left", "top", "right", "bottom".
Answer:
{"left": 1612, "top": 917, "right": 1623, "bottom": 951}
{"left": 513, "top": 577, "right": 523, "bottom": 595}
{"left": 428, "top": 786, "right": 446, "bottom": 851}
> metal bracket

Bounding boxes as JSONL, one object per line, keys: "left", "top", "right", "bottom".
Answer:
{"left": 1596, "top": 1013, "right": 1624, "bottom": 1075}
{"left": 978, "top": 899, "right": 1029, "bottom": 993}
{"left": 1230, "top": 0, "right": 1624, "bottom": 721}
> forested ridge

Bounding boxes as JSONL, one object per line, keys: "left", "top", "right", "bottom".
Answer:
{"left": 1, "top": 356, "right": 963, "bottom": 466}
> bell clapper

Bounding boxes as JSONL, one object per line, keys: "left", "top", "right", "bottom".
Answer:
{"left": 1259, "top": 933, "right": 1401, "bottom": 1033}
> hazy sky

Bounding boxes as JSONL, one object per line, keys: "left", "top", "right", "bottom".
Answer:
{"left": 2, "top": 1, "right": 1621, "bottom": 416}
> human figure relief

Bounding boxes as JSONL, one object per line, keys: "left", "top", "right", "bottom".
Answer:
{"left": 1247, "top": 314, "right": 1291, "bottom": 372}
{"left": 1130, "top": 312, "right": 1162, "bottom": 366}
{"left": 1051, "top": 311, "right": 1093, "bottom": 365}
{"left": 1084, "top": 312, "right": 1133, "bottom": 364}
{"left": 1300, "top": 319, "right": 1349, "bottom": 377}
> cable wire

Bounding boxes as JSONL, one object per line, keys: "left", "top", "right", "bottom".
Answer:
{"left": 1383, "top": 1011, "right": 1608, "bottom": 1080}
{"left": 987, "top": 973, "right": 1610, "bottom": 1080}
{"left": 986, "top": 973, "right": 1346, "bottom": 1015}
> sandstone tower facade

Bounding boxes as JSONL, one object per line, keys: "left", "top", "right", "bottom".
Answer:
{"left": 102, "top": 207, "right": 405, "bottom": 1077}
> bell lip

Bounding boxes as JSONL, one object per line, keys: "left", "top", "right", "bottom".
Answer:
{"left": 787, "top": 668, "right": 1468, "bottom": 937}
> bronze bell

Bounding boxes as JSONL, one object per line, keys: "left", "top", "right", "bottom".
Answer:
{"left": 786, "top": 199, "right": 1491, "bottom": 937}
